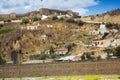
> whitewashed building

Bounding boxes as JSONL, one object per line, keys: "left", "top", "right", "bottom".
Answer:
{"left": 92, "top": 38, "right": 120, "bottom": 48}
{"left": 41, "top": 15, "right": 48, "bottom": 20}
{"left": 91, "top": 24, "right": 118, "bottom": 35}
{"left": 47, "top": 24, "right": 53, "bottom": 28}
{"left": 55, "top": 48, "right": 68, "bottom": 55}
{"left": 91, "top": 24, "right": 109, "bottom": 35}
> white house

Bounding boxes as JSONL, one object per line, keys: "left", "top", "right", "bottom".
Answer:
{"left": 0, "top": 21, "right": 4, "bottom": 24}
{"left": 26, "top": 25, "right": 38, "bottom": 30}
{"left": 21, "top": 25, "right": 38, "bottom": 30}
{"left": 65, "top": 14, "right": 72, "bottom": 18}
{"left": 11, "top": 20, "right": 22, "bottom": 23}
{"left": 92, "top": 38, "right": 113, "bottom": 48}
{"left": 55, "top": 48, "right": 68, "bottom": 55}
{"left": 92, "top": 38, "right": 120, "bottom": 48}
{"left": 91, "top": 24, "right": 109, "bottom": 35}
{"left": 21, "top": 22, "right": 40, "bottom": 30}
{"left": 41, "top": 15, "right": 48, "bottom": 20}
{"left": 45, "top": 50, "right": 50, "bottom": 55}
{"left": 57, "top": 15, "right": 64, "bottom": 18}
{"left": 36, "top": 50, "right": 41, "bottom": 54}
{"left": 111, "top": 39, "right": 120, "bottom": 47}
{"left": 91, "top": 24, "right": 118, "bottom": 35}
{"left": 47, "top": 24, "right": 53, "bottom": 28}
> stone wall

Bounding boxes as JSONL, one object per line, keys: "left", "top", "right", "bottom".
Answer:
{"left": 0, "top": 59, "right": 120, "bottom": 77}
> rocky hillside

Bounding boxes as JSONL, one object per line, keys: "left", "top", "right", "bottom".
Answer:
{"left": 1, "top": 9, "right": 120, "bottom": 64}
{"left": 0, "top": 19, "right": 99, "bottom": 62}
{"left": 81, "top": 9, "right": 120, "bottom": 23}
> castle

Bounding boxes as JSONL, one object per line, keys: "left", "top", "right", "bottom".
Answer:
{"left": 0, "top": 8, "right": 79, "bottom": 20}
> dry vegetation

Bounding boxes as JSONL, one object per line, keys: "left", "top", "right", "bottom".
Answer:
{"left": 0, "top": 20, "right": 98, "bottom": 62}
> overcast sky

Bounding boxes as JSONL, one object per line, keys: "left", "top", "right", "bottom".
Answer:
{"left": 0, "top": 0, "right": 120, "bottom": 16}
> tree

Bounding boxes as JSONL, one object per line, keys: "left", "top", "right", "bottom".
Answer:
{"left": 11, "top": 50, "right": 20, "bottom": 64}
{"left": 22, "top": 18, "right": 29, "bottom": 24}
{"left": 67, "top": 43, "right": 76, "bottom": 52}
{"left": 115, "top": 46, "right": 120, "bottom": 58}
{"left": 81, "top": 54, "right": 85, "bottom": 61}
{"left": 0, "top": 56, "right": 6, "bottom": 65}
{"left": 86, "top": 53, "right": 94, "bottom": 61}
{"left": 50, "top": 47, "right": 55, "bottom": 54}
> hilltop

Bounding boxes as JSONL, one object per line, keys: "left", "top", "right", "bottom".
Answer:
{"left": 0, "top": 8, "right": 79, "bottom": 21}
{"left": 81, "top": 9, "right": 120, "bottom": 23}
{"left": 102, "top": 9, "right": 120, "bottom": 16}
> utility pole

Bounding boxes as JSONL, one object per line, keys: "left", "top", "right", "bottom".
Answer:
{"left": 40, "top": 0, "right": 43, "bottom": 15}
{"left": 41, "top": 0, "right": 44, "bottom": 8}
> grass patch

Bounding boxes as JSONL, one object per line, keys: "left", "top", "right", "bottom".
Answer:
{"left": 0, "top": 28, "right": 14, "bottom": 34}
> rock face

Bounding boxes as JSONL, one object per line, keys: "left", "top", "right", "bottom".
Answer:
{"left": 40, "top": 8, "right": 79, "bottom": 17}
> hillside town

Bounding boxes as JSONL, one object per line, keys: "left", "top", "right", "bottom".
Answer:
{"left": 0, "top": 0, "right": 120, "bottom": 79}
{"left": 0, "top": 8, "right": 120, "bottom": 65}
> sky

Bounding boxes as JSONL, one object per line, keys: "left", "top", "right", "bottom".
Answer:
{"left": 0, "top": 0, "right": 120, "bottom": 16}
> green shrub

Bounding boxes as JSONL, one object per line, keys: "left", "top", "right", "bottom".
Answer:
{"left": 81, "top": 54, "right": 86, "bottom": 61}
{"left": 115, "top": 46, "right": 120, "bottom": 58}
{"left": 32, "top": 17, "right": 40, "bottom": 21}
{"left": 50, "top": 47, "right": 55, "bottom": 54}
{"left": 0, "top": 28, "right": 14, "bottom": 34}
{"left": 59, "top": 17, "right": 64, "bottom": 21}
{"left": 114, "top": 23, "right": 120, "bottom": 30}
{"left": 118, "top": 76, "right": 120, "bottom": 79}
{"left": 39, "top": 53, "right": 48, "bottom": 60}
{"left": 0, "top": 24, "right": 3, "bottom": 28}
{"left": 76, "top": 20, "right": 84, "bottom": 26}
{"left": 67, "top": 43, "right": 76, "bottom": 52}
{"left": 52, "top": 16, "right": 58, "bottom": 20}
{"left": 30, "top": 53, "right": 50, "bottom": 60}
{"left": 21, "top": 18, "right": 29, "bottom": 24}
{"left": 11, "top": 50, "right": 20, "bottom": 64}
{"left": 4, "top": 19, "right": 11, "bottom": 23}
{"left": 66, "top": 18, "right": 75, "bottom": 23}
{"left": 105, "top": 22, "right": 113, "bottom": 29}
{"left": 97, "top": 56, "right": 101, "bottom": 60}
{"left": 0, "top": 56, "right": 6, "bottom": 65}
